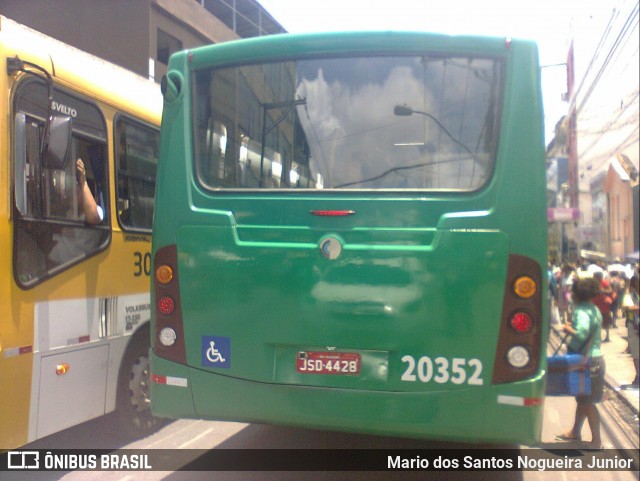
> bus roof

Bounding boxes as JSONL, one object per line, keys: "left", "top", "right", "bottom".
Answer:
{"left": 177, "top": 30, "right": 538, "bottom": 71}
{"left": 0, "top": 15, "right": 162, "bottom": 124}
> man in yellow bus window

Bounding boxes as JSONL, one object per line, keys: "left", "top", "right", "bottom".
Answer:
{"left": 76, "top": 158, "right": 103, "bottom": 224}
{"left": 47, "top": 158, "right": 104, "bottom": 266}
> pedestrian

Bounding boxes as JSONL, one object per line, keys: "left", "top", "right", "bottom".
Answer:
{"left": 592, "top": 271, "right": 613, "bottom": 342}
{"left": 548, "top": 263, "right": 560, "bottom": 324}
{"left": 548, "top": 263, "right": 558, "bottom": 299}
{"left": 609, "top": 271, "right": 625, "bottom": 326}
{"left": 557, "top": 264, "right": 575, "bottom": 324}
{"left": 621, "top": 275, "right": 639, "bottom": 387}
{"left": 556, "top": 277, "right": 605, "bottom": 449}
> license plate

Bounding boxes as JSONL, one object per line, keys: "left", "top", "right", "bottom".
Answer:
{"left": 296, "top": 351, "right": 361, "bottom": 375}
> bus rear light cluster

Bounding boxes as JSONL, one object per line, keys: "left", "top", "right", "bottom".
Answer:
{"left": 153, "top": 245, "right": 187, "bottom": 364}
{"left": 492, "top": 255, "right": 542, "bottom": 384}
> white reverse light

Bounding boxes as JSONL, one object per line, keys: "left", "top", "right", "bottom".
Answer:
{"left": 159, "top": 327, "right": 177, "bottom": 347}
{"left": 506, "top": 345, "right": 530, "bottom": 368}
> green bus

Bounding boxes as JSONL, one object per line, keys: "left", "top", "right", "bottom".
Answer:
{"left": 150, "top": 31, "right": 547, "bottom": 445}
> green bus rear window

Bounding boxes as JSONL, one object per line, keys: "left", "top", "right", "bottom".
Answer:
{"left": 193, "top": 54, "right": 503, "bottom": 191}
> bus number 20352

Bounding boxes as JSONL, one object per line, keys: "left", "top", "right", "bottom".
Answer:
{"left": 400, "top": 355, "right": 483, "bottom": 385}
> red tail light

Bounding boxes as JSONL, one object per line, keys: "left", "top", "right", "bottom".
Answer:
{"left": 158, "top": 296, "right": 175, "bottom": 315}
{"left": 510, "top": 312, "right": 533, "bottom": 333}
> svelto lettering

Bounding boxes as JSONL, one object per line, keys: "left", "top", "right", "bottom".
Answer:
{"left": 51, "top": 101, "right": 77, "bottom": 118}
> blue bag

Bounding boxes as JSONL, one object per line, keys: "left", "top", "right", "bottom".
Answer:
{"left": 546, "top": 354, "right": 591, "bottom": 396}
{"left": 545, "top": 325, "right": 596, "bottom": 397}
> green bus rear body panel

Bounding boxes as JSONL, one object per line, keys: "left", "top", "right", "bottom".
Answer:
{"left": 151, "top": 32, "right": 547, "bottom": 445}
{"left": 177, "top": 225, "right": 506, "bottom": 386}
{"left": 152, "top": 352, "right": 544, "bottom": 445}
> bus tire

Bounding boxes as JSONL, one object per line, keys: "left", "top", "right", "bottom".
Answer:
{"left": 113, "top": 326, "right": 165, "bottom": 439}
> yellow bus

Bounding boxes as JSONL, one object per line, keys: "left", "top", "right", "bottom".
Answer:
{"left": 0, "top": 16, "right": 162, "bottom": 448}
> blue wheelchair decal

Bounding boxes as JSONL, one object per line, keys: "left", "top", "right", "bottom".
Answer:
{"left": 201, "top": 336, "right": 231, "bottom": 368}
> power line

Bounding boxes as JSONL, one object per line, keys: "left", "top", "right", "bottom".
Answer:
{"left": 581, "top": 126, "right": 640, "bottom": 178}
{"left": 565, "top": 5, "right": 620, "bottom": 115}
{"left": 577, "top": 87, "right": 638, "bottom": 139}
{"left": 569, "top": 1, "right": 640, "bottom": 180}
{"left": 575, "top": 1, "right": 639, "bottom": 116}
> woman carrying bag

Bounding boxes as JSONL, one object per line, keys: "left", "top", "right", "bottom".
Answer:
{"left": 556, "top": 277, "right": 605, "bottom": 449}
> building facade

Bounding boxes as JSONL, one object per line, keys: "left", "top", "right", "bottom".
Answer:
{"left": 604, "top": 154, "right": 639, "bottom": 260}
{"left": 0, "top": 0, "right": 285, "bottom": 82}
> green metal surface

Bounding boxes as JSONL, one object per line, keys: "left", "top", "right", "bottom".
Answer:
{"left": 176, "top": 224, "right": 508, "bottom": 388}
{"left": 151, "top": 351, "right": 544, "bottom": 445}
{"left": 151, "top": 31, "right": 547, "bottom": 444}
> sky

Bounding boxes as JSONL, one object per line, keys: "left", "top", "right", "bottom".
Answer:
{"left": 257, "top": 0, "right": 600, "bottom": 143}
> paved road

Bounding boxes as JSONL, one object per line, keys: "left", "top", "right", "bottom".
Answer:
{"left": 6, "top": 325, "right": 638, "bottom": 481}
{"left": 6, "top": 390, "right": 637, "bottom": 481}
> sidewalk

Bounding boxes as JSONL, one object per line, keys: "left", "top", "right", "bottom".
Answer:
{"left": 600, "top": 317, "right": 639, "bottom": 415}
{"left": 549, "top": 315, "right": 639, "bottom": 416}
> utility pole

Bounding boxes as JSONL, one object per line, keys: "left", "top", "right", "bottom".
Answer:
{"left": 566, "top": 41, "right": 579, "bottom": 212}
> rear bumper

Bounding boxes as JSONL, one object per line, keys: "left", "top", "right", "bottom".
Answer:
{"left": 150, "top": 352, "right": 544, "bottom": 445}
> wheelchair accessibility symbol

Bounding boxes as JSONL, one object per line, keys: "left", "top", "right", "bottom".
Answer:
{"left": 201, "top": 336, "right": 231, "bottom": 368}
{"left": 206, "top": 341, "right": 225, "bottom": 363}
